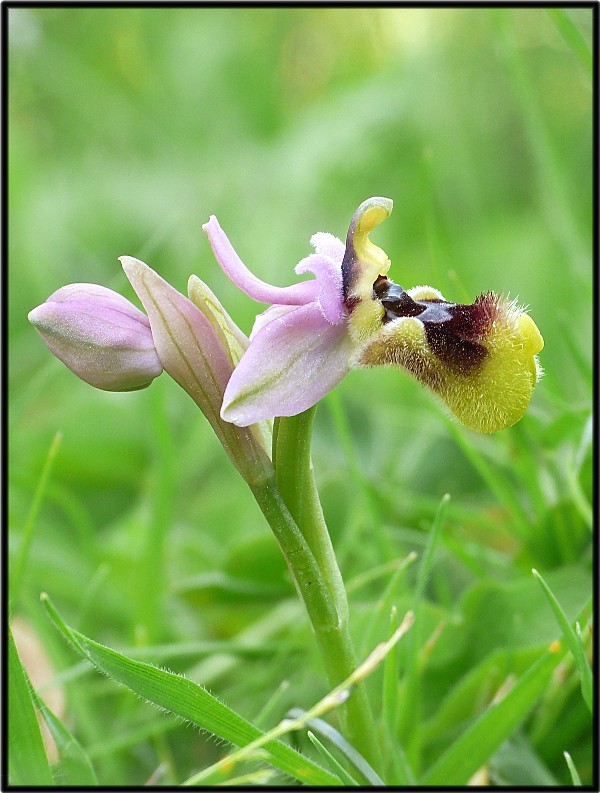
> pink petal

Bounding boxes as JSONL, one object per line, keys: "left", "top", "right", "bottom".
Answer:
{"left": 295, "top": 249, "right": 344, "bottom": 325}
{"left": 250, "top": 304, "right": 297, "bottom": 340}
{"left": 310, "top": 232, "right": 345, "bottom": 263}
{"left": 121, "top": 256, "right": 272, "bottom": 472}
{"left": 120, "top": 256, "right": 233, "bottom": 430}
{"left": 203, "top": 216, "right": 319, "bottom": 306}
{"left": 221, "top": 302, "right": 353, "bottom": 426}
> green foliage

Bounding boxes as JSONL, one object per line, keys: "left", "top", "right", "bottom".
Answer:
{"left": 31, "top": 684, "right": 98, "bottom": 786}
{"left": 421, "top": 643, "right": 566, "bottom": 785}
{"left": 532, "top": 568, "right": 593, "bottom": 712}
{"left": 8, "top": 628, "right": 54, "bottom": 785}
{"left": 42, "top": 595, "right": 338, "bottom": 786}
{"left": 9, "top": 6, "right": 593, "bottom": 786}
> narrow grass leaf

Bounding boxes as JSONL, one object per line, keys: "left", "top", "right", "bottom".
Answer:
{"left": 398, "top": 494, "right": 449, "bottom": 773}
{"left": 222, "top": 769, "right": 278, "bottom": 786}
{"left": 420, "top": 646, "right": 540, "bottom": 745}
{"left": 556, "top": 315, "right": 593, "bottom": 385}
{"left": 31, "top": 687, "right": 97, "bottom": 785}
{"left": 532, "top": 569, "right": 593, "bottom": 712}
{"left": 41, "top": 594, "right": 338, "bottom": 786}
{"left": 563, "top": 751, "right": 583, "bottom": 786}
{"left": 253, "top": 679, "right": 290, "bottom": 729}
{"left": 547, "top": 8, "right": 592, "bottom": 78}
{"left": 421, "top": 642, "right": 566, "bottom": 785}
{"left": 11, "top": 431, "right": 62, "bottom": 605}
{"left": 307, "top": 730, "right": 360, "bottom": 786}
{"left": 443, "top": 422, "right": 531, "bottom": 539}
{"left": 413, "top": 494, "right": 450, "bottom": 607}
{"left": 357, "top": 551, "right": 417, "bottom": 657}
{"left": 382, "top": 607, "right": 400, "bottom": 739}
{"left": 8, "top": 627, "right": 54, "bottom": 786}
{"left": 185, "top": 618, "right": 413, "bottom": 787}
{"left": 287, "top": 709, "right": 385, "bottom": 786}
{"left": 327, "top": 391, "right": 394, "bottom": 564}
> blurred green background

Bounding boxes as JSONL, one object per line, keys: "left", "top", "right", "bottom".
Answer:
{"left": 9, "top": 6, "right": 593, "bottom": 786}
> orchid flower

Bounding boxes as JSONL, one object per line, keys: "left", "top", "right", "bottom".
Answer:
{"left": 204, "top": 197, "right": 544, "bottom": 433}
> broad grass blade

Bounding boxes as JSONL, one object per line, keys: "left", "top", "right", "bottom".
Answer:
{"left": 42, "top": 594, "right": 338, "bottom": 786}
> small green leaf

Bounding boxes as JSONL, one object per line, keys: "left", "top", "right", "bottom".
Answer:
{"left": 8, "top": 627, "right": 54, "bottom": 786}
{"left": 42, "top": 594, "right": 337, "bottom": 786}
{"left": 532, "top": 568, "right": 593, "bottom": 712}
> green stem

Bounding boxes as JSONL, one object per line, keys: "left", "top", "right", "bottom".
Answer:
{"left": 273, "top": 407, "right": 348, "bottom": 624}
{"left": 266, "top": 407, "right": 382, "bottom": 775}
{"left": 248, "top": 474, "right": 339, "bottom": 636}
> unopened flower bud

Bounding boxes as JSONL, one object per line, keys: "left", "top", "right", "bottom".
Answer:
{"left": 28, "top": 283, "right": 163, "bottom": 391}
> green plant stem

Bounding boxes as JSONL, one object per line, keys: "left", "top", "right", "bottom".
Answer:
{"left": 260, "top": 407, "right": 382, "bottom": 775}
{"left": 273, "top": 407, "right": 348, "bottom": 624}
{"left": 252, "top": 470, "right": 382, "bottom": 775}
{"left": 248, "top": 475, "right": 339, "bottom": 636}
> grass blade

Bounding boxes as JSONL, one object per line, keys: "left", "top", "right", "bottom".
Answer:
{"left": 547, "top": 8, "right": 592, "bottom": 77}
{"left": 307, "top": 730, "right": 360, "bottom": 786}
{"left": 397, "top": 494, "right": 449, "bottom": 775}
{"left": 287, "top": 709, "right": 385, "bottom": 786}
{"left": 8, "top": 626, "right": 54, "bottom": 786}
{"left": 443, "top": 422, "right": 531, "bottom": 540}
{"left": 11, "top": 431, "right": 62, "bottom": 605}
{"left": 41, "top": 594, "right": 338, "bottom": 786}
{"left": 184, "top": 612, "right": 413, "bottom": 786}
{"left": 31, "top": 687, "right": 97, "bottom": 786}
{"left": 563, "top": 750, "right": 583, "bottom": 786}
{"left": 532, "top": 568, "right": 593, "bottom": 711}
{"left": 421, "top": 641, "right": 566, "bottom": 785}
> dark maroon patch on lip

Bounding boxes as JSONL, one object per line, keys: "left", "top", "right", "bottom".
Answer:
{"left": 425, "top": 323, "right": 488, "bottom": 374}
{"left": 373, "top": 278, "right": 500, "bottom": 374}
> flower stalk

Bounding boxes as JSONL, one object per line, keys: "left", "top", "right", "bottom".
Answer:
{"left": 273, "top": 407, "right": 348, "bottom": 624}
{"left": 272, "top": 407, "right": 383, "bottom": 773}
